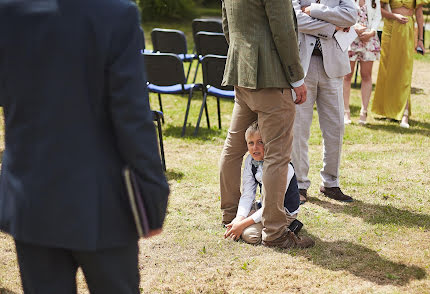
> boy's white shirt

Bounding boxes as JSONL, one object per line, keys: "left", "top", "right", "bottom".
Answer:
{"left": 236, "top": 155, "right": 298, "bottom": 223}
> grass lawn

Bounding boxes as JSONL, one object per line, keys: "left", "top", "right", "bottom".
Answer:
{"left": 1, "top": 12, "right": 430, "bottom": 294}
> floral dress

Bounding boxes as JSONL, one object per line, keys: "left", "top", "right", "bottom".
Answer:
{"left": 349, "top": 4, "right": 381, "bottom": 61}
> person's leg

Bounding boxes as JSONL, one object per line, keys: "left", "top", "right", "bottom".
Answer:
{"left": 74, "top": 242, "right": 139, "bottom": 294}
{"left": 243, "top": 87, "right": 294, "bottom": 242}
{"left": 291, "top": 56, "right": 318, "bottom": 192}
{"left": 241, "top": 222, "right": 264, "bottom": 244}
{"left": 314, "top": 57, "right": 345, "bottom": 189}
{"left": 400, "top": 99, "right": 410, "bottom": 128}
{"left": 359, "top": 60, "right": 374, "bottom": 124}
{"left": 220, "top": 86, "right": 258, "bottom": 224}
{"left": 14, "top": 240, "right": 78, "bottom": 294}
{"left": 343, "top": 60, "right": 356, "bottom": 124}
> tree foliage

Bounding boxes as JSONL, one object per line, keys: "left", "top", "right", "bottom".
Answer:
{"left": 135, "top": 0, "right": 198, "bottom": 21}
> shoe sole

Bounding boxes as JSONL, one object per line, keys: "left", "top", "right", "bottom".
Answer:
{"left": 320, "top": 192, "right": 353, "bottom": 202}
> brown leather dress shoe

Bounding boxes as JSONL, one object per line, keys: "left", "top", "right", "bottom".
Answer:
{"left": 299, "top": 189, "right": 308, "bottom": 204}
{"left": 320, "top": 186, "right": 353, "bottom": 202}
{"left": 262, "top": 230, "right": 315, "bottom": 249}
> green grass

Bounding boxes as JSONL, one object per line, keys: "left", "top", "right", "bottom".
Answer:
{"left": 1, "top": 10, "right": 430, "bottom": 294}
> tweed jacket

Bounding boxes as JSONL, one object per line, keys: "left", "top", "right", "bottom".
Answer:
{"left": 221, "top": 0, "right": 304, "bottom": 89}
{"left": 292, "top": 0, "right": 358, "bottom": 78}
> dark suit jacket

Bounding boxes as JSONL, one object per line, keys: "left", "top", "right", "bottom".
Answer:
{"left": 0, "top": 0, "right": 169, "bottom": 251}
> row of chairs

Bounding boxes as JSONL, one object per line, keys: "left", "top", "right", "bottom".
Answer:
{"left": 144, "top": 53, "right": 234, "bottom": 136}
{"left": 145, "top": 19, "right": 233, "bottom": 170}
{"left": 144, "top": 18, "right": 228, "bottom": 83}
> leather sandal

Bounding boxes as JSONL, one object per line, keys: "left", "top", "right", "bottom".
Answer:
{"left": 344, "top": 109, "right": 351, "bottom": 125}
{"left": 358, "top": 108, "right": 367, "bottom": 125}
{"left": 400, "top": 109, "right": 409, "bottom": 128}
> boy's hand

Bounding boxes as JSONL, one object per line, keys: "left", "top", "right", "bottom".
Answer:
{"left": 224, "top": 222, "right": 245, "bottom": 241}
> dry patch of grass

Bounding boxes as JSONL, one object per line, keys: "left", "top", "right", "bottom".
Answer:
{"left": 1, "top": 59, "right": 430, "bottom": 294}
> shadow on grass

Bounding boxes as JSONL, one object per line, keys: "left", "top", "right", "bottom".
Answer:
{"left": 0, "top": 289, "right": 19, "bottom": 294}
{"left": 163, "top": 124, "right": 224, "bottom": 141}
{"left": 363, "top": 120, "right": 430, "bottom": 136}
{"left": 293, "top": 233, "right": 427, "bottom": 286}
{"left": 166, "top": 169, "right": 185, "bottom": 181}
{"left": 310, "top": 198, "right": 430, "bottom": 229}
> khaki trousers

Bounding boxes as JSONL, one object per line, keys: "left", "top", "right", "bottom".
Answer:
{"left": 292, "top": 56, "right": 344, "bottom": 190}
{"left": 242, "top": 213, "right": 297, "bottom": 244}
{"left": 219, "top": 86, "right": 296, "bottom": 242}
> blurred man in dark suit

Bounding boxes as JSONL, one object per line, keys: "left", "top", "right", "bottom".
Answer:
{"left": 0, "top": 0, "right": 169, "bottom": 293}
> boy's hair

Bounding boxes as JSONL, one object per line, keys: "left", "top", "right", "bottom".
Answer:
{"left": 245, "top": 121, "right": 260, "bottom": 142}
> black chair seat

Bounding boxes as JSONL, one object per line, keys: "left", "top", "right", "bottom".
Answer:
{"left": 148, "top": 83, "right": 200, "bottom": 94}
{"left": 178, "top": 53, "right": 197, "bottom": 62}
{"left": 207, "top": 86, "right": 234, "bottom": 99}
{"left": 194, "top": 55, "right": 234, "bottom": 136}
{"left": 144, "top": 52, "right": 208, "bottom": 137}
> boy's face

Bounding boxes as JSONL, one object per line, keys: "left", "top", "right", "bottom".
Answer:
{"left": 247, "top": 132, "right": 264, "bottom": 161}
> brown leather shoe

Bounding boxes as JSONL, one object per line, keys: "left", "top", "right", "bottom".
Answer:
{"left": 299, "top": 189, "right": 308, "bottom": 204}
{"left": 320, "top": 186, "right": 353, "bottom": 202}
{"left": 262, "top": 230, "right": 315, "bottom": 249}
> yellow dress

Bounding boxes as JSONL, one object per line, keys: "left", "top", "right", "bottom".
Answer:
{"left": 371, "top": 0, "right": 426, "bottom": 120}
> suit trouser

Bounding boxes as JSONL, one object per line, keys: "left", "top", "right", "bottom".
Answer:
{"left": 14, "top": 240, "right": 139, "bottom": 294}
{"left": 219, "top": 86, "right": 296, "bottom": 241}
{"left": 291, "top": 55, "right": 344, "bottom": 190}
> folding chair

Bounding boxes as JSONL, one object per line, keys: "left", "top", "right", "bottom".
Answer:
{"left": 191, "top": 18, "right": 223, "bottom": 44}
{"left": 194, "top": 55, "right": 235, "bottom": 136}
{"left": 152, "top": 110, "right": 166, "bottom": 171}
{"left": 192, "top": 32, "right": 229, "bottom": 83}
{"left": 150, "top": 28, "right": 196, "bottom": 82}
{"left": 143, "top": 52, "right": 204, "bottom": 137}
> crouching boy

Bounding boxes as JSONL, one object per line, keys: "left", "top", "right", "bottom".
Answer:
{"left": 224, "top": 121, "right": 314, "bottom": 248}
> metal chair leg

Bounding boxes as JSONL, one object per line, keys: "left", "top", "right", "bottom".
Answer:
{"left": 353, "top": 62, "right": 360, "bottom": 88}
{"left": 217, "top": 97, "right": 221, "bottom": 129}
{"left": 192, "top": 61, "right": 201, "bottom": 84}
{"left": 156, "top": 115, "right": 166, "bottom": 171}
{"left": 181, "top": 89, "right": 194, "bottom": 137}
{"left": 158, "top": 93, "right": 165, "bottom": 124}
{"left": 194, "top": 91, "right": 209, "bottom": 136}
{"left": 185, "top": 60, "right": 194, "bottom": 83}
{"left": 204, "top": 98, "right": 210, "bottom": 129}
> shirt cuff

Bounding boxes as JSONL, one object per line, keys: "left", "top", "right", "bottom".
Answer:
{"left": 251, "top": 208, "right": 262, "bottom": 223}
{"left": 236, "top": 207, "right": 249, "bottom": 219}
{"left": 290, "top": 78, "right": 304, "bottom": 88}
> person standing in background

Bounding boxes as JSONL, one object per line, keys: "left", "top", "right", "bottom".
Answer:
{"left": 220, "top": 0, "right": 313, "bottom": 249}
{"left": 291, "top": 0, "right": 357, "bottom": 203}
{"left": 343, "top": 0, "right": 382, "bottom": 125}
{"left": 0, "top": 0, "right": 169, "bottom": 293}
{"left": 371, "top": 0, "right": 427, "bottom": 128}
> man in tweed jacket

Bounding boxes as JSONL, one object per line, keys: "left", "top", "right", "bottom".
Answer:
{"left": 219, "top": 0, "right": 314, "bottom": 248}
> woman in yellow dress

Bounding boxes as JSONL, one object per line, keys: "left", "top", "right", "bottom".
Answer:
{"left": 371, "top": 0, "right": 427, "bottom": 128}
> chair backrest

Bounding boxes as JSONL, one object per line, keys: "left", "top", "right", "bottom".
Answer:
{"left": 201, "top": 55, "right": 234, "bottom": 91}
{"left": 192, "top": 18, "right": 223, "bottom": 42}
{"left": 151, "top": 28, "right": 187, "bottom": 55}
{"left": 195, "top": 32, "right": 228, "bottom": 57}
{"left": 144, "top": 53, "right": 186, "bottom": 86}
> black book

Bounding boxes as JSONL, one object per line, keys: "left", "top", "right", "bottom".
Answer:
{"left": 123, "top": 166, "right": 150, "bottom": 238}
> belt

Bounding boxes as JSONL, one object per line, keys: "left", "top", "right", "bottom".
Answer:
{"left": 312, "top": 47, "right": 322, "bottom": 56}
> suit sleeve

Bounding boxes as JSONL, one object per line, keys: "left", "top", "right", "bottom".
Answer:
{"left": 107, "top": 3, "right": 169, "bottom": 230}
{"left": 221, "top": 0, "right": 230, "bottom": 45}
{"left": 292, "top": 0, "right": 337, "bottom": 39}
{"left": 263, "top": 0, "right": 304, "bottom": 84}
{"left": 309, "top": 0, "right": 358, "bottom": 27}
